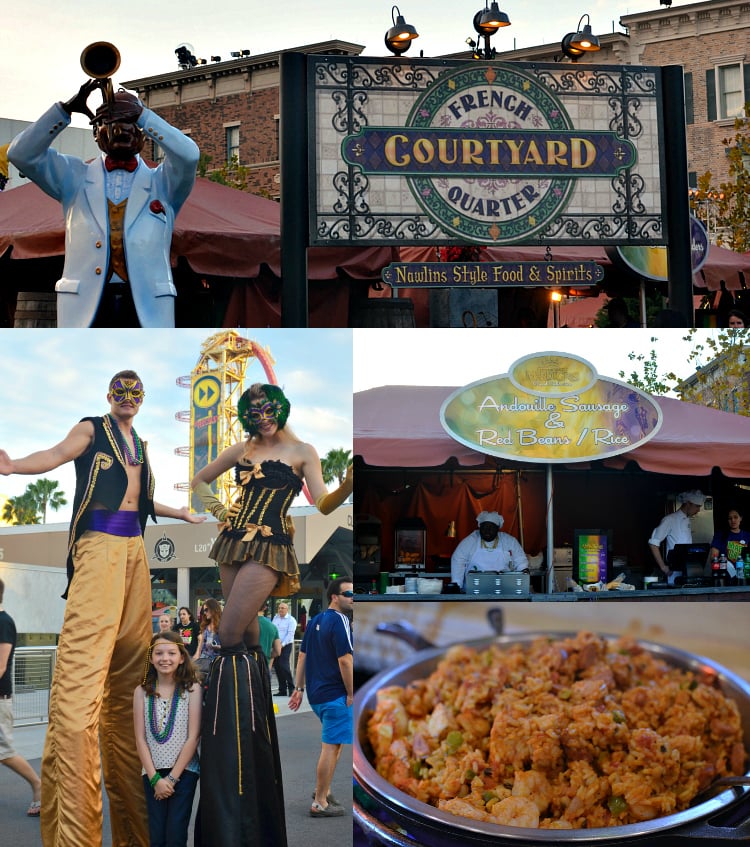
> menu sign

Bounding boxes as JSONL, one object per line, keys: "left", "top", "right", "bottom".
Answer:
{"left": 576, "top": 532, "right": 609, "bottom": 583}
{"left": 440, "top": 352, "right": 663, "bottom": 463}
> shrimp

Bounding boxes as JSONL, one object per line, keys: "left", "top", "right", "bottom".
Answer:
{"left": 512, "top": 769, "right": 554, "bottom": 814}
{"left": 488, "top": 796, "right": 541, "bottom": 828}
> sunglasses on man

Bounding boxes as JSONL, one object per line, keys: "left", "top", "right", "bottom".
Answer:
{"left": 338, "top": 590, "right": 354, "bottom": 598}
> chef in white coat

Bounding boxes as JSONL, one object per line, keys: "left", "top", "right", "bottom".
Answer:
{"left": 451, "top": 510, "right": 528, "bottom": 591}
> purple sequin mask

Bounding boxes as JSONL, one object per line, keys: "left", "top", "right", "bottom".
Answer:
{"left": 110, "top": 378, "right": 145, "bottom": 406}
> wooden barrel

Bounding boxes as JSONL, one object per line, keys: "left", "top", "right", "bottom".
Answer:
{"left": 13, "top": 292, "right": 57, "bottom": 328}
{"left": 351, "top": 297, "right": 415, "bottom": 328}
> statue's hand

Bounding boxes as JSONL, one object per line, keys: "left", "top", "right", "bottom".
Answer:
{"left": 61, "top": 80, "right": 99, "bottom": 119}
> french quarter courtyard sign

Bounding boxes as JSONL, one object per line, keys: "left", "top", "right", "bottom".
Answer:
{"left": 308, "top": 57, "right": 664, "bottom": 248}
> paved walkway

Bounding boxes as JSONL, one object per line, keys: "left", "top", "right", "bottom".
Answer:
{"left": 0, "top": 696, "right": 352, "bottom": 846}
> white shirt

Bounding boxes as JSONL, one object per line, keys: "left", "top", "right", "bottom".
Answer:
{"left": 648, "top": 509, "right": 692, "bottom": 556}
{"left": 272, "top": 614, "right": 297, "bottom": 647}
{"left": 451, "top": 530, "right": 528, "bottom": 589}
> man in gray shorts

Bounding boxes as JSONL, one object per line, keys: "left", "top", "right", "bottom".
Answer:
{"left": 0, "top": 577, "right": 42, "bottom": 816}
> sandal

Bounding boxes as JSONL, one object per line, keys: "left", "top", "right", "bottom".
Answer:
{"left": 310, "top": 801, "right": 344, "bottom": 817}
{"left": 27, "top": 800, "right": 41, "bottom": 817}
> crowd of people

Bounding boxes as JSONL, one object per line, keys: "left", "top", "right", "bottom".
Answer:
{"left": 0, "top": 373, "right": 353, "bottom": 847}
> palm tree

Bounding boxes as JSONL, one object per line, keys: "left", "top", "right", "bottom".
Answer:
{"left": 321, "top": 448, "right": 352, "bottom": 486}
{"left": 1, "top": 492, "right": 41, "bottom": 525}
{"left": 26, "top": 479, "right": 68, "bottom": 524}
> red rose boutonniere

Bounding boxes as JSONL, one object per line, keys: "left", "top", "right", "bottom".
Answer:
{"left": 150, "top": 200, "right": 165, "bottom": 215}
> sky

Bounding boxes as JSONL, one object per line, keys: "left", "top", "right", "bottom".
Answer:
{"left": 3, "top": 0, "right": 695, "bottom": 125}
{"left": 353, "top": 327, "right": 722, "bottom": 392}
{"left": 0, "top": 328, "right": 352, "bottom": 524}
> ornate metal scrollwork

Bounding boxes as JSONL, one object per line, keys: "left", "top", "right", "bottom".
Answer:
{"left": 331, "top": 90, "right": 369, "bottom": 135}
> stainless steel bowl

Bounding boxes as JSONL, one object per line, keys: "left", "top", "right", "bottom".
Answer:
{"left": 354, "top": 631, "right": 750, "bottom": 845}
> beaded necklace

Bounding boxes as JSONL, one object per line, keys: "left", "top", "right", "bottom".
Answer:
{"left": 108, "top": 414, "right": 144, "bottom": 465}
{"left": 147, "top": 688, "right": 181, "bottom": 744}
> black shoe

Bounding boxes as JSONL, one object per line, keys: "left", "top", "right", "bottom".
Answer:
{"left": 274, "top": 692, "right": 287, "bottom": 696}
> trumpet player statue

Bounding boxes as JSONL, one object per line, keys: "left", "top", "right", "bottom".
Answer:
{"left": 8, "top": 54, "right": 199, "bottom": 328}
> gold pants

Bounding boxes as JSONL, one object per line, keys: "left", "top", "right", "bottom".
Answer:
{"left": 41, "top": 531, "right": 151, "bottom": 847}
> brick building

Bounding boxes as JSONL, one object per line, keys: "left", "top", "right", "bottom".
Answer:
{"left": 467, "top": 0, "right": 750, "bottom": 190}
{"left": 124, "top": 2, "right": 750, "bottom": 203}
{"left": 678, "top": 341, "right": 750, "bottom": 413}
{"left": 124, "top": 40, "right": 363, "bottom": 198}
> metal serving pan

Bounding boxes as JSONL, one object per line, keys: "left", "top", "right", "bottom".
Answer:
{"left": 354, "top": 629, "right": 750, "bottom": 846}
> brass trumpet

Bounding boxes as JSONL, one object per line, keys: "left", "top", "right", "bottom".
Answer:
{"left": 80, "top": 41, "right": 121, "bottom": 118}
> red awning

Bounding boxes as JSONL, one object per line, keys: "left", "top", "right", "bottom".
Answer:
{"left": 0, "top": 177, "right": 394, "bottom": 280}
{"left": 355, "top": 385, "right": 750, "bottom": 477}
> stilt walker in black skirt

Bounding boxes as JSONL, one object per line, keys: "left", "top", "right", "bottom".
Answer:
{"left": 191, "top": 383, "right": 353, "bottom": 846}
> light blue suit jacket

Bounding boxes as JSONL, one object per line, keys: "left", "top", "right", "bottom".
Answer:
{"left": 8, "top": 103, "right": 200, "bottom": 327}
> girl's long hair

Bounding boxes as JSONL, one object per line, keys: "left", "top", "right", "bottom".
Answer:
{"left": 142, "top": 630, "right": 197, "bottom": 695}
{"left": 200, "top": 597, "right": 223, "bottom": 634}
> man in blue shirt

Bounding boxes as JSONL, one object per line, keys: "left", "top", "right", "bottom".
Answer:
{"left": 289, "top": 577, "right": 353, "bottom": 818}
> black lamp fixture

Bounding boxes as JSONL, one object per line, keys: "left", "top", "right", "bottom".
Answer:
{"left": 475, "top": 0, "right": 510, "bottom": 34}
{"left": 385, "top": 5, "right": 419, "bottom": 55}
{"left": 560, "top": 14, "right": 601, "bottom": 61}
{"left": 468, "top": 0, "right": 511, "bottom": 60}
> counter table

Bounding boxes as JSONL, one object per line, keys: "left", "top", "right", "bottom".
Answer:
{"left": 358, "top": 586, "right": 750, "bottom": 601}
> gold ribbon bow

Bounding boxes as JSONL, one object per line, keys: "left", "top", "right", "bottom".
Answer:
{"left": 241, "top": 523, "right": 274, "bottom": 542}
{"left": 238, "top": 463, "right": 265, "bottom": 485}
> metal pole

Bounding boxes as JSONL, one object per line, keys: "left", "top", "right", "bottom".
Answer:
{"left": 546, "top": 464, "right": 554, "bottom": 593}
{"left": 661, "top": 66, "right": 694, "bottom": 327}
{"left": 280, "top": 52, "right": 309, "bottom": 327}
{"left": 639, "top": 280, "right": 647, "bottom": 327}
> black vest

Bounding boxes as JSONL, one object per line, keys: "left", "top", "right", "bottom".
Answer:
{"left": 64, "top": 415, "right": 156, "bottom": 597}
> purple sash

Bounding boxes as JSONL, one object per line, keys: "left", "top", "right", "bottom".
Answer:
{"left": 88, "top": 509, "right": 141, "bottom": 537}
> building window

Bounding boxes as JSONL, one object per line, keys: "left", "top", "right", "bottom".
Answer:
{"left": 226, "top": 125, "right": 240, "bottom": 163}
{"left": 718, "top": 63, "right": 744, "bottom": 119}
{"left": 707, "top": 62, "right": 749, "bottom": 121}
{"left": 152, "top": 142, "right": 165, "bottom": 164}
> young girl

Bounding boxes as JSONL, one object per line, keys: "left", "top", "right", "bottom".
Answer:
{"left": 133, "top": 631, "right": 202, "bottom": 847}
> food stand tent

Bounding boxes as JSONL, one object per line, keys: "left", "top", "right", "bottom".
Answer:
{"left": 0, "top": 178, "right": 395, "bottom": 326}
{"left": 354, "top": 385, "right": 750, "bottom": 580}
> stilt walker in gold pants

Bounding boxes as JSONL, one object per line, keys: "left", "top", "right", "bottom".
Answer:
{"left": 0, "top": 370, "right": 206, "bottom": 847}
{"left": 42, "top": 533, "right": 152, "bottom": 847}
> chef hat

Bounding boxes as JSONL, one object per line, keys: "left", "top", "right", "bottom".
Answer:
{"left": 477, "top": 511, "right": 504, "bottom": 528}
{"left": 677, "top": 490, "right": 706, "bottom": 506}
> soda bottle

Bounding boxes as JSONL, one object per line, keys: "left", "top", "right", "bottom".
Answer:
{"left": 369, "top": 579, "right": 378, "bottom": 595}
{"left": 744, "top": 551, "right": 750, "bottom": 583}
{"left": 718, "top": 553, "right": 728, "bottom": 587}
{"left": 711, "top": 555, "right": 721, "bottom": 587}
